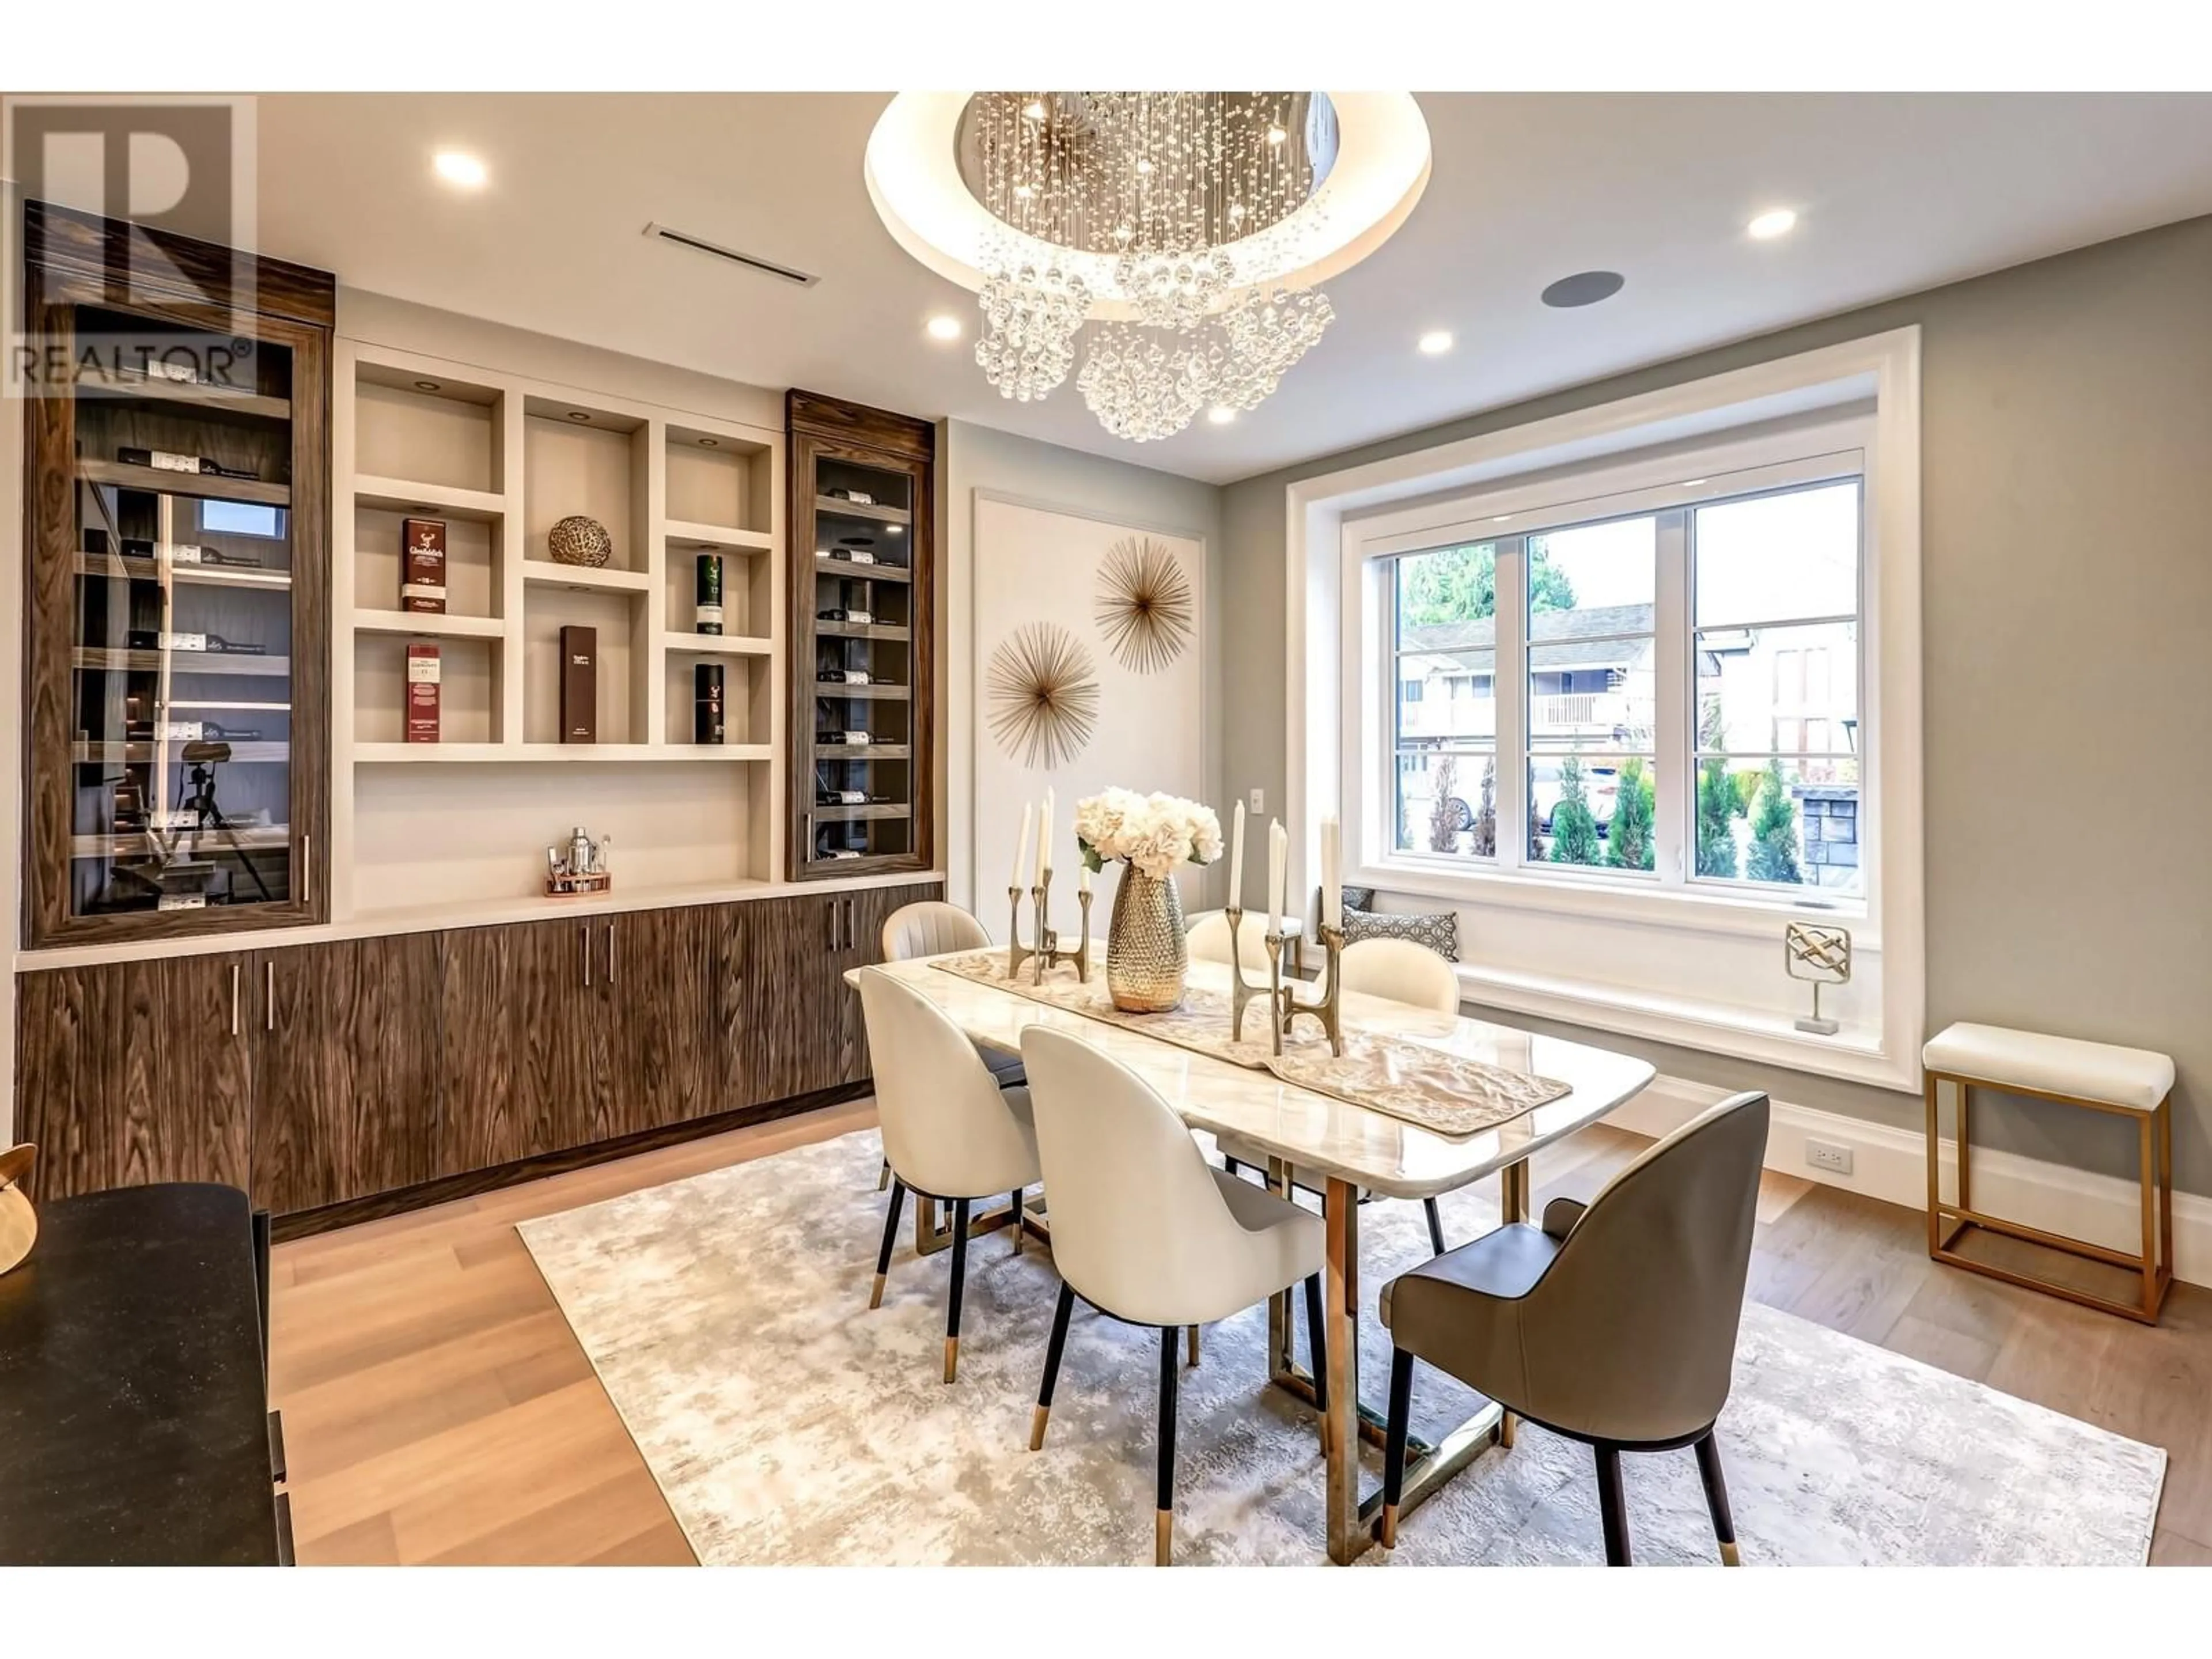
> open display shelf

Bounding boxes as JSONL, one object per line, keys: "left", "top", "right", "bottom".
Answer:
{"left": 20, "top": 201, "right": 334, "bottom": 946}
{"left": 338, "top": 341, "right": 791, "bottom": 896}
{"left": 786, "top": 391, "right": 934, "bottom": 880}
{"left": 342, "top": 342, "right": 784, "bottom": 763}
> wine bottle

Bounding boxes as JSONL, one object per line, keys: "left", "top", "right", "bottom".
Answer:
{"left": 116, "top": 446, "right": 260, "bottom": 481}
{"left": 695, "top": 552, "right": 724, "bottom": 635}
{"left": 694, "top": 663, "right": 726, "bottom": 745}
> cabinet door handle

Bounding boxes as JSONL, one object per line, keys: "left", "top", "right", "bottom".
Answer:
{"left": 230, "top": 962, "right": 240, "bottom": 1036}
{"left": 846, "top": 897, "right": 857, "bottom": 955}
{"left": 827, "top": 900, "right": 838, "bottom": 950}
{"left": 266, "top": 960, "right": 275, "bottom": 1032}
{"left": 300, "top": 831, "right": 312, "bottom": 899}
{"left": 582, "top": 924, "right": 592, "bottom": 988}
{"left": 607, "top": 919, "right": 618, "bottom": 985}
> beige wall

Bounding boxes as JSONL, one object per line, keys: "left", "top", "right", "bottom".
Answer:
{"left": 1222, "top": 215, "right": 2212, "bottom": 1194}
{"left": 940, "top": 419, "right": 1226, "bottom": 914}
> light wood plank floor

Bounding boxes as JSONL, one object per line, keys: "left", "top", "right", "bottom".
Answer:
{"left": 270, "top": 1103, "right": 2212, "bottom": 1566}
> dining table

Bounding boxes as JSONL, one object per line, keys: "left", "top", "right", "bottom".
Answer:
{"left": 844, "top": 950, "right": 1656, "bottom": 1564}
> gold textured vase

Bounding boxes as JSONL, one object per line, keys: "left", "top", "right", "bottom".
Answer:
{"left": 1107, "top": 868, "right": 1187, "bottom": 1013}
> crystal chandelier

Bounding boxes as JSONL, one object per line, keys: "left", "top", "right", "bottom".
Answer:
{"left": 963, "top": 93, "right": 1339, "bottom": 442}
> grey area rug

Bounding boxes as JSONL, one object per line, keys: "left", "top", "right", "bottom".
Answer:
{"left": 518, "top": 1127, "right": 2165, "bottom": 1566}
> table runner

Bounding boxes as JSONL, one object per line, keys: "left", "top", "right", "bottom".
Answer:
{"left": 927, "top": 951, "right": 1570, "bottom": 1138}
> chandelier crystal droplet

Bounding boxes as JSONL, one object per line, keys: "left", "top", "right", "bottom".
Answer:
{"left": 964, "top": 92, "right": 1339, "bottom": 442}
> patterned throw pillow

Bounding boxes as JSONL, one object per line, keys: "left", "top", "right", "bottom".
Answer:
{"left": 1340, "top": 885, "right": 1377, "bottom": 914}
{"left": 1340, "top": 906, "right": 1460, "bottom": 962}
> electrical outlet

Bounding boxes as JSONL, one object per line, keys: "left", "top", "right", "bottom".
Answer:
{"left": 1805, "top": 1139, "right": 1854, "bottom": 1177}
{"left": 1248, "top": 788, "right": 1264, "bottom": 815}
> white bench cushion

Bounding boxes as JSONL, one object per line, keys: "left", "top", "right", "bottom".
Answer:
{"left": 1922, "top": 1022, "right": 2173, "bottom": 1111}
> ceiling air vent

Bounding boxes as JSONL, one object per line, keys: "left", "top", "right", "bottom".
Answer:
{"left": 643, "top": 222, "right": 818, "bottom": 287}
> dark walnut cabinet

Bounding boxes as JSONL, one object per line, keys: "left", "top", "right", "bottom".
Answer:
{"left": 787, "top": 391, "right": 936, "bottom": 882}
{"left": 19, "top": 201, "right": 335, "bottom": 951}
{"left": 14, "top": 881, "right": 938, "bottom": 1230}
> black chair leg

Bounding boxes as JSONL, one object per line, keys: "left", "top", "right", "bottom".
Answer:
{"left": 1380, "top": 1347, "right": 1415, "bottom": 1548}
{"left": 1594, "top": 1442, "right": 1630, "bottom": 1565}
{"left": 1301, "top": 1272, "right": 1328, "bottom": 1414}
{"left": 1693, "top": 1429, "right": 1740, "bottom": 1565}
{"left": 1010, "top": 1189, "right": 1025, "bottom": 1255}
{"left": 944, "top": 1197, "right": 970, "bottom": 1383}
{"left": 1031, "top": 1281, "right": 1075, "bottom": 1450}
{"left": 870, "top": 1177, "right": 907, "bottom": 1309}
{"left": 1155, "top": 1323, "right": 1179, "bottom": 1565}
{"left": 1423, "top": 1197, "right": 1446, "bottom": 1256}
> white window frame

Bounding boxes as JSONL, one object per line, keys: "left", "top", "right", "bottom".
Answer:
{"left": 1289, "top": 328, "right": 1923, "bottom": 1091}
{"left": 1348, "top": 428, "right": 1873, "bottom": 924}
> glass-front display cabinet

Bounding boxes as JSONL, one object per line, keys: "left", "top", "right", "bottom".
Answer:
{"left": 786, "top": 391, "right": 935, "bottom": 880}
{"left": 20, "top": 202, "right": 333, "bottom": 947}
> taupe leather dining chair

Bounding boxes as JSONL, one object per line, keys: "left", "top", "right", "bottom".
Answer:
{"left": 1378, "top": 1090, "right": 1770, "bottom": 1566}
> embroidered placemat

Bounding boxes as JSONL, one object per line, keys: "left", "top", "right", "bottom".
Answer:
{"left": 927, "top": 951, "right": 1570, "bottom": 1138}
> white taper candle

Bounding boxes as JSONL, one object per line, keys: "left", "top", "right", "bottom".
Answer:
{"left": 1267, "top": 819, "right": 1287, "bottom": 937}
{"left": 1228, "top": 801, "right": 1246, "bottom": 912}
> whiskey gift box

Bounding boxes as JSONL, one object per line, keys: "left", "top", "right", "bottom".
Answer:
{"left": 406, "top": 643, "right": 441, "bottom": 743}
{"left": 402, "top": 517, "right": 448, "bottom": 613}
{"left": 560, "top": 624, "right": 597, "bottom": 744}
{"left": 694, "top": 662, "right": 725, "bottom": 745}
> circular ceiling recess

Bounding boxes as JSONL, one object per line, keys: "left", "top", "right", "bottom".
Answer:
{"left": 864, "top": 92, "right": 1433, "bottom": 323}
{"left": 1540, "top": 270, "right": 1626, "bottom": 308}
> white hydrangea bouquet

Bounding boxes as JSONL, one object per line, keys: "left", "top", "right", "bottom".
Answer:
{"left": 1075, "top": 789, "right": 1222, "bottom": 1012}
{"left": 1074, "top": 787, "right": 1224, "bottom": 880}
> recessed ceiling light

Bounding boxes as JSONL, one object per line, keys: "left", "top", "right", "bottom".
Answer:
{"left": 1680, "top": 478, "right": 1709, "bottom": 488}
{"left": 1540, "top": 270, "right": 1626, "bottom": 309}
{"left": 565, "top": 410, "right": 591, "bottom": 423}
{"left": 1747, "top": 208, "right": 1797, "bottom": 240}
{"left": 1207, "top": 406, "right": 1236, "bottom": 425}
{"left": 888, "top": 524, "right": 905, "bottom": 534}
{"left": 433, "top": 150, "right": 487, "bottom": 189}
{"left": 412, "top": 379, "right": 441, "bottom": 393}
{"left": 697, "top": 437, "right": 719, "bottom": 448}
{"left": 926, "top": 314, "right": 963, "bottom": 342}
{"left": 1491, "top": 514, "right": 1512, "bottom": 523}
{"left": 1418, "top": 330, "right": 1453, "bottom": 355}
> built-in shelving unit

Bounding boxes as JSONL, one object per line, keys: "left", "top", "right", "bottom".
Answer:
{"left": 787, "top": 391, "right": 934, "bottom": 881}
{"left": 335, "top": 340, "right": 789, "bottom": 911}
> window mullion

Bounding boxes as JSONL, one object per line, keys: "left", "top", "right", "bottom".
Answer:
{"left": 1495, "top": 535, "right": 1529, "bottom": 871}
{"left": 1653, "top": 509, "right": 1690, "bottom": 887}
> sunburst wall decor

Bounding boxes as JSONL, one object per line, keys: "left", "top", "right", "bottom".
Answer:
{"left": 987, "top": 622, "right": 1100, "bottom": 771}
{"left": 1094, "top": 536, "right": 1195, "bottom": 675}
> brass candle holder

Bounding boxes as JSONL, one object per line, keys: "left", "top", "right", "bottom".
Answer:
{"left": 1224, "top": 907, "right": 1272, "bottom": 1043}
{"left": 1270, "top": 922, "right": 1346, "bottom": 1058}
{"left": 1007, "top": 874, "right": 1091, "bottom": 983}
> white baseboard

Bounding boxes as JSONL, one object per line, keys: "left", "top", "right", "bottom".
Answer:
{"left": 1611, "top": 1077, "right": 2210, "bottom": 1291}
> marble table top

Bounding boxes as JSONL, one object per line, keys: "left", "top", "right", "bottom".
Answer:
{"left": 844, "top": 954, "right": 1656, "bottom": 1200}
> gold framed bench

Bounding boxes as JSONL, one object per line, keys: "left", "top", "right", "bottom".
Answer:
{"left": 1921, "top": 1022, "right": 2174, "bottom": 1324}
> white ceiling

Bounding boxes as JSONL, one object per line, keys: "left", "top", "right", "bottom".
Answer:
{"left": 248, "top": 92, "right": 2212, "bottom": 486}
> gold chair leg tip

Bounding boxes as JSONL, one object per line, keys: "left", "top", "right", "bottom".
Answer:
{"left": 1029, "top": 1404, "right": 1050, "bottom": 1452}
{"left": 1154, "top": 1509, "right": 1173, "bottom": 1566}
{"left": 943, "top": 1336, "right": 959, "bottom": 1383}
{"left": 1720, "top": 1540, "right": 1741, "bottom": 1567}
{"left": 868, "top": 1273, "right": 886, "bottom": 1310}
{"left": 1381, "top": 1503, "right": 1399, "bottom": 1551}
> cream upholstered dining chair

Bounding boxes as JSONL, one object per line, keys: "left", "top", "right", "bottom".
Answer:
{"left": 881, "top": 899, "right": 991, "bottom": 961}
{"left": 1379, "top": 1091, "right": 1770, "bottom": 1566}
{"left": 873, "top": 899, "right": 1025, "bottom": 1189}
{"left": 1218, "top": 935, "right": 1464, "bottom": 1255}
{"left": 1020, "top": 1025, "right": 1326, "bottom": 1566}
{"left": 1185, "top": 908, "right": 1275, "bottom": 975}
{"left": 857, "top": 969, "right": 1044, "bottom": 1383}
